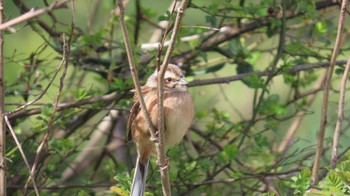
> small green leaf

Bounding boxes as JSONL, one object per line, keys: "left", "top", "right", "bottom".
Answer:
{"left": 223, "top": 144, "right": 238, "bottom": 160}
{"left": 335, "top": 67, "right": 344, "bottom": 75}
{"left": 193, "top": 63, "right": 225, "bottom": 75}
{"left": 315, "top": 21, "right": 327, "bottom": 35}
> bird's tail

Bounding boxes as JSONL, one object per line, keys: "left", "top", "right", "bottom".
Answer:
{"left": 130, "top": 156, "right": 149, "bottom": 196}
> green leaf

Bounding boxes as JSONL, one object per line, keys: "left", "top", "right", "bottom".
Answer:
{"left": 193, "top": 63, "right": 225, "bottom": 75}
{"left": 158, "top": 10, "right": 171, "bottom": 21}
{"left": 291, "top": 167, "right": 311, "bottom": 194}
{"left": 205, "top": 15, "right": 217, "bottom": 27}
{"left": 335, "top": 67, "right": 344, "bottom": 75}
{"left": 223, "top": 144, "right": 238, "bottom": 160}
{"left": 236, "top": 61, "right": 254, "bottom": 75}
{"left": 242, "top": 73, "right": 267, "bottom": 90}
{"left": 324, "top": 170, "right": 344, "bottom": 193}
{"left": 314, "top": 21, "right": 327, "bottom": 35}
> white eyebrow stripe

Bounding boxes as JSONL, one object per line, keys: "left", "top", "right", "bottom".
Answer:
{"left": 164, "top": 71, "right": 177, "bottom": 79}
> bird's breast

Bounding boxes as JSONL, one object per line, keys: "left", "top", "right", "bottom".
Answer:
{"left": 163, "top": 92, "right": 194, "bottom": 148}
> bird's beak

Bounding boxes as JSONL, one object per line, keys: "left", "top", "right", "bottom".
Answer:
{"left": 178, "top": 78, "right": 188, "bottom": 85}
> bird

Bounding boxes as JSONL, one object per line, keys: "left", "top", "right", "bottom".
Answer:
{"left": 127, "top": 64, "right": 194, "bottom": 196}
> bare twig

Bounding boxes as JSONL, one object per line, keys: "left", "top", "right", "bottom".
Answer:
{"left": 7, "top": 61, "right": 65, "bottom": 115}
{"left": 8, "top": 92, "right": 124, "bottom": 120}
{"left": 330, "top": 55, "right": 350, "bottom": 168}
{"left": 188, "top": 61, "right": 347, "bottom": 87}
{"left": 156, "top": 1, "right": 190, "bottom": 195}
{"left": 13, "top": 0, "right": 61, "bottom": 37}
{"left": 8, "top": 60, "right": 348, "bottom": 121}
{"left": 23, "top": 1, "right": 74, "bottom": 193}
{"left": 149, "top": 0, "right": 176, "bottom": 43}
{"left": 0, "top": 0, "right": 70, "bottom": 31}
{"left": 4, "top": 116, "right": 39, "bottom": 196}
{"left": 0, "top": 0, "right": 6, "bottom": 194}
{"left": 277, "top": 74, "right": 326, "bottom": 153}
{"left": 116, "top": 0, "right": 157, "bottom": 140}
{"left": 171, "top": 0, "right": 339, "bottom": 64}
{"left": 312, "top": 0, "right": 348, "bottom": 185}
{"left": 8, "top": 183, "right": 112, "bottom": 190}
{"left": 156, "top": 1, "right": 177, "bottom": 69}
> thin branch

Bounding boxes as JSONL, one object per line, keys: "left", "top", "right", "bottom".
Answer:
{"left": 116, "top": 0, "right": 157, "bottom": 140}
{"left": 156, "top": 1, "right": 190, "bottom": 195}
{"left": 24, "top": 1, "right": 74, "bottom": 193}
{"left": 8, "top": 183, "right": 112, "bottom": 190}
{"left": 171, "top": 0, "right": 339, "bottom": 64}
{"left": 330, "top": 54, "right": 350, "bottom": 168}
{"left": 8, "top": 92, "right": 124, "bottom": 120}
{"left": 8, "top": 60, "right": 348, "bottom": 121}
{"left": 149, "top": 0, "right": 176, "bottom": 43}
{"left": 188, "top": 60, "right": 347, "bottom": 87}
{"left": 277, "top": 74, "right": 325, "bottom": 153}
{"left": 13, "top": 0, "right": 61, "bottom": 37}
{"left": 7, "top": 54, "right": 69, "bottom": 115}
{"left": 4, "top": 116, "right": 39, "bottom": 196}
{"left": 0, "top": 0, "right": 70, "bottom": 31}
{"left": 0, "top": 0, "right": 5, "bottom": 194}
{"left": 312, "top": 0, "right": 347, "bottom": 185}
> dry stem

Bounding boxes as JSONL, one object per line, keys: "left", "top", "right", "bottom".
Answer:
{"left": 0, "top": 0, "right": 70, "bottom": 31}
{"left": 330, "top": 54, "right": 350, "bottom": 168}
{"left": 0, "top": 1, "right": 5, "bottom": 194}
{"left": 312, "top": 0, "right": 348, "bottom": 185}
{"left": 116, "top": 0, "right": 157, "bottom": 140}
{"left": 4, "top": 116, "right": 39, "bottom": 195}
{"left": 156, "top": 1, "right": 190, "bottom": 195}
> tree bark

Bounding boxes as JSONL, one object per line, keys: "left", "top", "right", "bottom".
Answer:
{"left": 0, "top": 0, "right": 6, "bottom": 194}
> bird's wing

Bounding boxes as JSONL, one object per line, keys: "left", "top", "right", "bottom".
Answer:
{"left": 127, "top": 100, "right": 141, "bottom": 142}
{"left": 127, "top": 86, "right": 154, "bottom": 142}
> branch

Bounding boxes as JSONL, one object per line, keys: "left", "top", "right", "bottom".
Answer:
{"left": 8, "top": 183, "right": 112, "bottom": 190}
{"left": 8, "top": 92, "right": 124, "bottom": 120}
{"left": 7, "top": 52, "right": 67, "bottom": 116}
{"left": 8, "top": 60, "right": 347, "bottom": 121}
{"left": 277, "top": 74, "right": 325, "bottom": 153}
{"left": 24, "top": 1, "right": 74, "bottom": 193}
{"left": 4, "top": 116, "right": 39, "bottom": 196}
{"left": 330, "top": 52, "right": 350, "bottom": 168}
{"left": 0, "top": 0, "right": 70, "bottom": 31}
{"left": 156, "top": 1, "right": 190, "bottom": 195}
{"left": 171, "top": 0, "right": 339, "bottom": 64}
{"left": 312, "top": 0, "right": 347, "bottom": 185}
{"left": 188, "top": 60, "right": 347, "bottom": 87}
{"left": 116, "top": 0, "right": 157, "bottom": 141}
{"left": 0, "top": 0, "right": 5, "bottom": 194}
{"left": 13, "top": 0, "right": 62, "bottom": 37}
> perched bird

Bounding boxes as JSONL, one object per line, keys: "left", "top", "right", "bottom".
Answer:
{"left": 127, "top": 64, "right": 194, "bottom": 196}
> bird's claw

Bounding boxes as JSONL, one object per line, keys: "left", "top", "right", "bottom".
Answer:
{"left": 150, "top": 130, "right": 159, "bottom": 143}
{"left": 156, "top": 157, "right": 170, "bottom": 171}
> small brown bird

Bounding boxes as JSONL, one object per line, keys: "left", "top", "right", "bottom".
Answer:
{"left": 127, "top": 64, "right": 194, "bottom": 196}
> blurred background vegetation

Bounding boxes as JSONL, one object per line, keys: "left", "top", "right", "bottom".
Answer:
{"left": 2, "top": 0, "right": 350, "bottom": 195}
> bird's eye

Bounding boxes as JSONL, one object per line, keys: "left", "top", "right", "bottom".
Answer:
{"left": 166, "top": 77, "right": 172, "bottom": 82}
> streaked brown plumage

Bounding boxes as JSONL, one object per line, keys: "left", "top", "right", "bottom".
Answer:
{"left": 127, "top": 64, "right": 194, "bottom": 196}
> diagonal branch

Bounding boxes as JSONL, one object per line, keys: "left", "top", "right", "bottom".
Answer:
{"left": 312, "top": 0, "right": 348, "bottom": 185}
{"left": 116, "top": 0, "right": 157, "bottom": 140}
{"left": 23, "top": 1, "right": 75, "bottom": 193}
{"left": 0, "top": 0, "right": 70, "bottom": 31}
{"left": 4, "top": 116, "right": 39, "bottom": 196}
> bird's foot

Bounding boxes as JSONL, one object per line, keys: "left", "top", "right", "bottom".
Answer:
{"left": 150, "top": 129, "right": 159, "bottom": 143}
{"left": 156, "top": 157, "right": 170, "bottom": 171}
